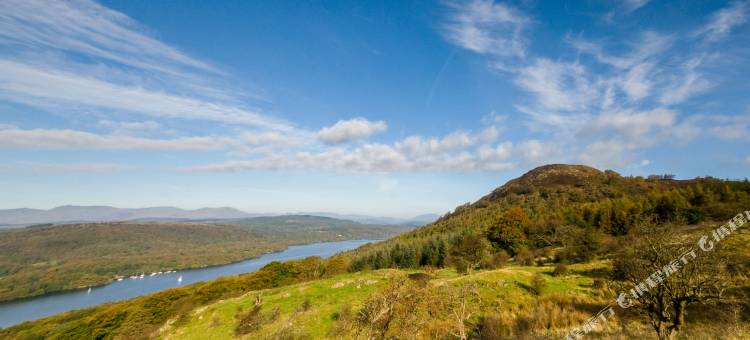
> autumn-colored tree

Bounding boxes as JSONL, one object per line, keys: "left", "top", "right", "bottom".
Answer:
{"left": 486, "top": 207, "right": 529, "bottom": 255}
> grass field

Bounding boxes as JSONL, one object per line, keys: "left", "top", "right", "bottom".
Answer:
{"left": 160, "top": 262, "right": 604, "bottom": 339}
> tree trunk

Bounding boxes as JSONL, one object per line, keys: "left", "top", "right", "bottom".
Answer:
{"left": 668, "top": 300, "right": 686, "bottom": 339}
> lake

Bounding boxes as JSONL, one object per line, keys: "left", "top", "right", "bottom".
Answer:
{"left": 0, "top": 239, "right": 374, "bottom": 328}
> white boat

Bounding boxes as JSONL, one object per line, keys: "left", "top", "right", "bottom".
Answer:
{"left": 117, "top": 278, "right": 123, "bottom": 282}
{"left": 139, "top": 274, "right": 145, "bottom": 279}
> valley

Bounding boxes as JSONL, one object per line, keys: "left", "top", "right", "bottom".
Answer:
{"left": 0, "top": 216, "right": 410, "bottom": 302}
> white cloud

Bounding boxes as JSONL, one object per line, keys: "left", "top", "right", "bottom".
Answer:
{"left": 584, "top": 108, "right": 677, "bottom": 139}
{"left": 479, "top": 125, "right": 499, "bottom": 142}
{"left": 0, "top": 161, "right": 130, "bottom": 174}
{"left": 709, "top": 124, "right": 749, "bottom": 140}
{"left": 0, "top": 60, "right": 291, "bottom": 131}
{"left": 603, "top": 0, "right": 651, "bottom": 21}
{"left": 693, "top": 113, "right": 750, "bottom": 140}
{"left": 98, "top": 120, "right": 161, "bottom": 131}
{"left": 516, "top": 139, "right": 561, "bottom": 163}
{"left": 695, "top": 1, "right": 748, "bottom": 42}
{"left": 620, "top": 62, "right": 653, "bottom": 101}
{"left": 317, "top": 117, "right": 387, "bottom": 144}
{"left": 658, "top": 57, "right": 713, "bottom": 105}
{"left": 183, "top": 129, "right": 516, "bottom": 173}
{"left": 0, "top": 126, "right": 239, "bottom": 151}
{"left": 623, "top": 0, "right": 650, "bottom": 13}
{"left": 481, "top": 111, "right": 508, "bottom": 124}
{"left": 0, "top": 0, "right": 218, "bottom": 76}
{"left": 443, "top": 0, "right": 529, "bottom": 57}
{"left": 579, "top": 139, "right": 639, "bottom": 168}
{"left": 396, "top": 131, "right": 476, "bottom": 156}
{"left": 0, "top": 0, "right": 296, "bottom": 138}
{"left": 478, "top": 141, "right": 512, "bottom": 161}
{"left": 515, "top": 58, "right": 598, "bottom": 112}
{"left": 568, "top": 31, "right": 672, "bottom": 70}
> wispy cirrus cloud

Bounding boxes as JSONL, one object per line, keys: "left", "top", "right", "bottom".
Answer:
{"left": 443, "top": 0, "right": 529, "bottom": 58}
{"left": 0, "top": 59, "right": 292, "bottom": 131}
{"left": 0, "top": 161, "right": 130, "bottom": 174}
{"left": 694, "top": 1, "right": 747, "bottom": 42}
{"left": 0, "top": 0, "right": 219, "bottom": 76}
{"left": 0, "top": 126, "right": 302, "bottom": 152}
{"left": 97, "top": 120, "right": 161, "bottom": 131}
{"left": 439, "top": 1, "right": 749, "bottom": 169}
{"left": 0, "top": 0, "right": 296, "bottom": 133}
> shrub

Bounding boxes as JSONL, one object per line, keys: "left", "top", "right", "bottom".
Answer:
{"left": 552, "top": 264, "right": 569, "bottom": 277}
{"left": 485, "top": 250, "right": 510, "bottom": 269}
{"left": 515, "top": 249, "right": 535, "bottom": 266}
{"left": 330, "top": 304, "right": 354, "bottom": 337}
{"left": 592, "top": 279, "right": 607, "bottom": 290}
{"left": 235, "top": 304, "right": 263, "bottom": 335}
{"left": 530, "top": 273, "right": 545, "bottom": 295}
{"left": 476, "top": 313, "right": 513, "bottom": 339}
{"left": 298, "top": 298, "right": 312, "bottom": 312}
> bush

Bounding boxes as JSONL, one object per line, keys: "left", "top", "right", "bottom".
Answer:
{"left": 235, "top": 304, "right": 263, "bottom": 335}
{"left": 558, "top": 227, "right": 602, "bottom": 263}
{"left": 476, "top": 313, "right": 513, "bottom": 339}
{"left": 298, "top": 298, "right": 312, "bottom": 312}
{"left": 515, "top": 249, "right": 535, "bottom": 266}
{"left": 592, "top": 279, "right": 607, "bottom": 290}
{"left": 330, "top": 304, "right": 354, "bottom": 337}
{"left": 552, "top": 264, "right": 569, "bottom": 277}
{"left": 485, "top": 250, "right": 510, "bottom": 269}
{"left": 530, "top": 274, "right": 545, "bottom": 295}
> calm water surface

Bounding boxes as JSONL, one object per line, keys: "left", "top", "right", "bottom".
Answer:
{"left": 0, "top": 239, "right": 374, "bottom": 328}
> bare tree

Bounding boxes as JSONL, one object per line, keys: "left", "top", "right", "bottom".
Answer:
{"left": 611, "top": 223, "right": 730, "bottom": 340}
{"left": 448, "top": 283, "right": 479, "bottom": 340}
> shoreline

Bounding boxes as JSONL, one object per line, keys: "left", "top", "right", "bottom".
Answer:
{"left": 0, "top": 237, "right": 379, "bottom": 305}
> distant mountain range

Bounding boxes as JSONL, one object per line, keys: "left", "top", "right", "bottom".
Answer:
{"left": 295, "top": 212, "right": 440, "bottom": 227}
{"left": 0, "top": 206, "right": 257, "bottom": 227}
{"left": 0, "top": 205, "right": 439, "bottom": 227}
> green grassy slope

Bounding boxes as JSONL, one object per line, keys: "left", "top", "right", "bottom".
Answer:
{"left": 164, "top": 229, "right": 750, "bottom": 339}
{"left": 160, "top": 263, "right": 606, "bottom": 339}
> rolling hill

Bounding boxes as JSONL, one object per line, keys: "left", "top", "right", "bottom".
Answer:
{"left": 0, "top": 215, "right": 410, "bottom": 302}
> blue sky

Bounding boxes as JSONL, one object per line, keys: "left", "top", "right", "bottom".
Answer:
{"left": 0, "top": 0, "right": 748, "bottom": 217}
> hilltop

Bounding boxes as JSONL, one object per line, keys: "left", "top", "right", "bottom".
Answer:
{"left": 487, "top": 164, "right": 609, "bottom": 196}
